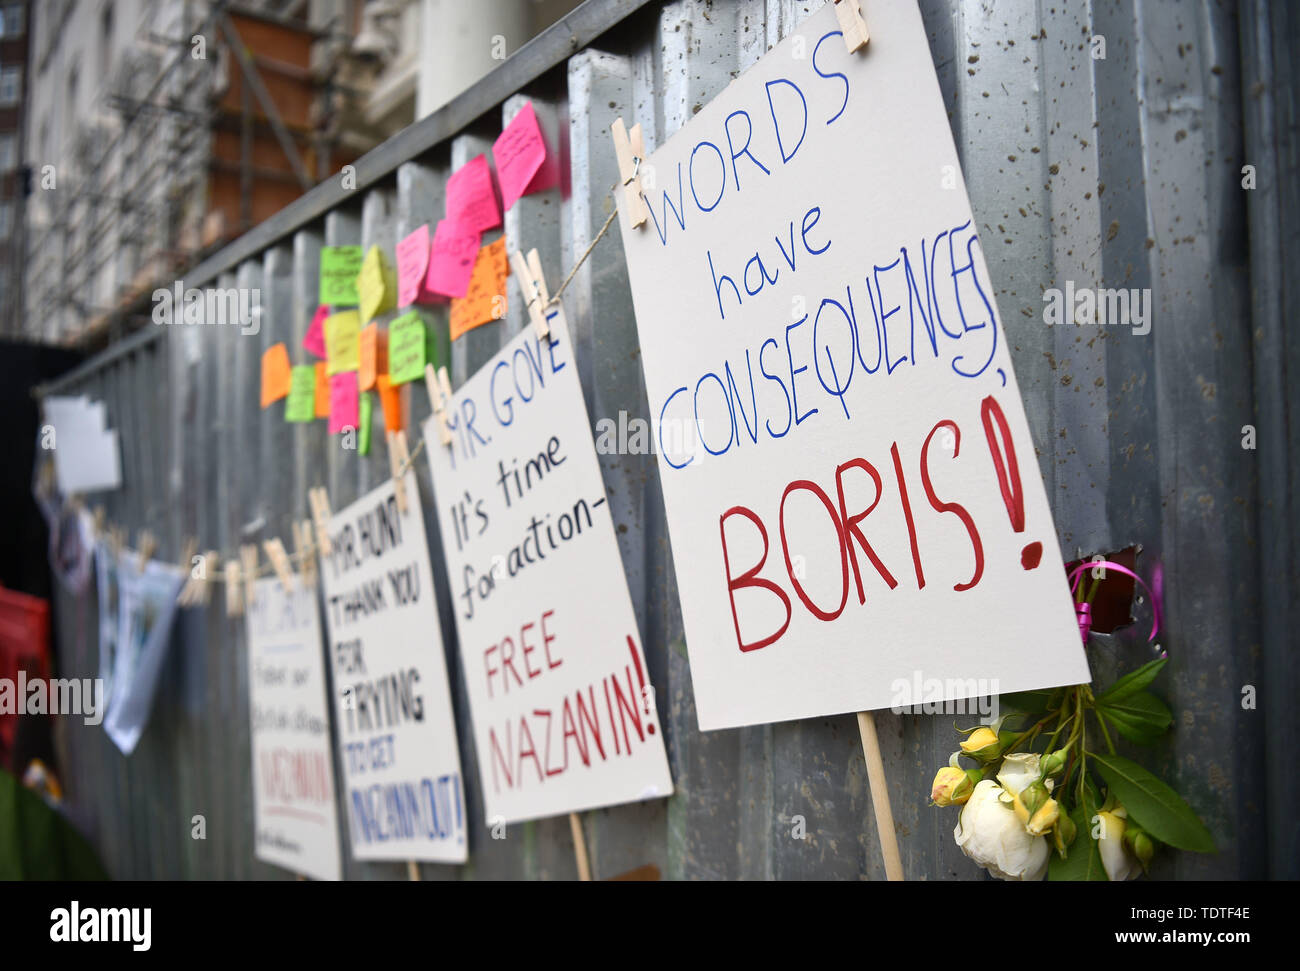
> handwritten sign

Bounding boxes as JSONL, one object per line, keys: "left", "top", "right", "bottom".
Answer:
{"left": 424, "top": 313, "right": 672, "bottom": 824}
{"left": 614, "top": 1, "right": 1089, "bottom": 730}
{"left": 321, "top": 476, "right": 467, "bottom": 862}
{"left": 285, "top": 365, "right": 317, "bottom": 423}
{"left": 449, "top": 237, "right": 508, "bottom": 341}
{"left": 493, "top": 102, "right": 557, "bottom": 210}
{"left": 396, "top": 225, "right": 435, "bottom": 307}
{"left": 426, "top": 218, "right": 481, "bottom": 298}
{"left": 320, "top": 246, "right": 363, "bottom": 306}
{"left": 304, "top": 305, "right": 330, "bottom": 359}
{"left": 260, "top": 343, "right": 292, "bottom": 408}
{"left": 325, "top": 310, "right": 360, "bottom": 375}
{"left": 387, "top": 311, "right": 427, "bottom": 386}
{"left": 445, "top": 154, "right": 501, "bottom": 233}
{"left": 357, "top": 245, "right": 397, "bottom": 324}
{"left": 328, "top": 372, "right": 359, "bottom": 435}
{"left": 246, "top": 578, "right": 342, "bottom": 881}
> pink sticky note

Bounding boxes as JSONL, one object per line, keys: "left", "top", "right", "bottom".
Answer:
{"left": 303, "top": 305, "right": 329, "bottom": 358}
{"left": 396, "top": 225, "right": 433, "bottom": 307}
{"left": 425, "top": 218, "right": 482, "bottom": 298}
{"left": 328, "top": 371, "right": 359, "bottom": 435}
{"left": 446, "top": 154, "right": 501, "bottom": 233}
{"left": 493, "top": 102, "right": 557, "bottom": 210}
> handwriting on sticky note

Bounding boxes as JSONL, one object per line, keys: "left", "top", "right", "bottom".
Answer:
{"left": 388, "top": 311, "right": 427, "bottom": 386}
{"left": 397, "top": 225, "right": 432, "bottom": 307}
{"left": 450, "top": 237, "right": 509, "bottom": 341}
{"left": 285, "top": 365, "right": 316, "bottom": 422}
{"left": 325, "top": 310, "right": 361, "bottom": 375}
{"left": 494, "top": 102, "right": 552, "bottom": 210}
{"left": 426, "top": 218, "right": 481, "bottom": 298}
{"left": 357, "top": 245, "right": 396, "bottom": 324}
{"left": 359, "top": 322, "right": 387, "bottom": 391}
{"left": 445, "top": 155, "right": 501, "bottom": 233}
{"left": 314, "top": 361, "right": 330, "bottom": 418}
{"left": 260, "top": 343, "right": 292, "bottom": 408}
{"left": 328, "top": 371, "right": 359, "bottom": 435}
{"left": 320, "top": 246, "right": 363, "bottom": 306}
{"left": 303, "top": 305, "right": 329, "bottom": 358}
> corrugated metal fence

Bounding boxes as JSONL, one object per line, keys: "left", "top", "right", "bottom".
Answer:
{"left": 38, "top": 0, "right": 1298, "bottom": 879}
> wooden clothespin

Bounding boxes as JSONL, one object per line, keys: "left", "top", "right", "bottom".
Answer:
{"left": 225, "top": 559, "right": 243, "bottom": 617}
{"left": 308, "top": 486, "right": 333, "bottom": 557}
{"left": 434, "top": 366, "right": 454, "bottom": 446}
{"left": 240, "top": 544, "right": 259, "bottom": 610}
{"left": 177, "top": 537, "right": 199, "bottom": 606}
{"left": 137, "top": 530, "right": 157, "bottom": 571}
{"left": 388, "top": 430, "right": 411, "bottom": 514}
{"left": 426, "top": 363, "right": 454, "bottom": 446}
{"left": 510, "top": 248, "right": 551, "bottom": 338}
{"left": 611, "top": 117, "right": 648, "bottom": 228}
{"left": 263, "top": 537, "right": 295, "bottom": 593}
{"left": 92, "top": 507, "right": 105, "bottom": 537}
{"left": 201, "top": 551, "right": 219, "bottom": 606}
{"left": 833, "top": 0, "right": 869, "bottom": 53}
{"left": 293, "top": 520, "right": 317, "bottom": 587}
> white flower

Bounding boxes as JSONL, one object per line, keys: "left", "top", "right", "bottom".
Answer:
{"left": 995, "top": 752, "right": 1042, "bottom": 797}
{"left": 954, "top": 780, "right": 1050, "bottom": 881}
{"left": 1094, "top": 810, "right": 1140, "bottom": 881}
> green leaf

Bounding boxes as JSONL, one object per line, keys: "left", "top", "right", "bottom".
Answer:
{"left": 1090, "top": 752, "right": 1215, "bottom": 853}
{"left": 1001, "top": 688, "right": 1063, "bottom": 717}
{"left": 1097, "top": 658, "right": 1167, "bottom": 704}
{"left": 1049, "top": 797, "right": 1107, "bottom": 881}
{"left": 1096, "top": 691, "right": 1173, "bottom": 744}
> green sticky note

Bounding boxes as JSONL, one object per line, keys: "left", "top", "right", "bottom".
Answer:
{"left": 320, "top": 246, "right": 363, "bottom": 306}
{"left": 285, "top": 365, "right": 316, "bottom": 422}
{"left": 359, "top": 392, "right": 373, "bottom": 455}
{"left": 388, "top": 311, "right": 427, "bottom": 386}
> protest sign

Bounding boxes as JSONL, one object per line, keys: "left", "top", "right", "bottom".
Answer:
{"left": 320, "top": 476, "right": 467, "bottom": 862}
{"left": 614, "top": 0, "right": 1089, "bottom": 731}
{"left": 245, "top": 577, "right": 342, "bottom": 881}
{"left": 424, "top": 313, "right": 672, "bottom": 825}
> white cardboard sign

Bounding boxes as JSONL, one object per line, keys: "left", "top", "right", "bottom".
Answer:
{"left": 245, "top": 577, "right": 342, "bottom": 881}
{"left": 616, "top": 0, "right": 1089, "bottom": 730}
{"left": 320, "top": 476, "right": 467, "bottom": 862}
{"left": 424, "top": 312, "right": 673, "bottom": 825}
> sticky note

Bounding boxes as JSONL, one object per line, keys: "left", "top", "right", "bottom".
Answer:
{"left": 320, "top": 246, "right": 363, "bottom": 305}
{"left": 260, "top": 343, "right": 292, "bottom": 408}
{"left": 357, "top": 245, "right": 397, "bottom": 324}
{"left": 493, "top": 102, "right": 557, "bottom": 210}
{"left": 376, "top": 374, "right": 404, "bottom": 434}
{"left": 328, "top": 372, "right": 359, "bottom": 435}
{"left": 387, "top": 311, "right": 427, "bottom": 386}
{"left": 359, "top": 323, "right": 387, "bottom": 392}
{"left": 303, "top": 305, "right": 329, "bottom": 358}
{"left": 445, "top": 154, "right": 501, "bottom": 233}
{"left": 359, "top": 392, "right": 373, "bottom": 455}
{"left": 450, "top": 237, "right": 509, "bottom": 341}
{"left": 396, "top": 225, "right": 435, "bottom": 307}
{"left": 325, "top": 310, "right": 361, "bottom": 375}
{"left": 425, "top": 218, "right": 481, "bottom": 298}
{"left": 285, "top": 365, "right": 316, "bottom": 422}
{"left": 313, "top": 362, "right": 330, "bottom": 418}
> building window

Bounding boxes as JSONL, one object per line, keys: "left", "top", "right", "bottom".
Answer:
{"left": 0, "top": 134, "right": 14, "bottom": 172}
{"left": 0, "top": 5, "right": 24, "bottom": 38}
{"left": 0, "top": 67, "right": 21, "bottom": 106}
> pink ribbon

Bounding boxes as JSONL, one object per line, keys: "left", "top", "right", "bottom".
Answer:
{"left": 1066, "top": 560, "right": 1162, "bottom": 653}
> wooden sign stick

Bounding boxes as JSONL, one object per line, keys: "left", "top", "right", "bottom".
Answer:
{"left": 569, "top": 812, "right": 592, "bottom": 881}
{"left": 406, "top": 860, "right": 421, "bottom": 882}
{"left": 856, "top": 710, "right": 903, "bottom": 880}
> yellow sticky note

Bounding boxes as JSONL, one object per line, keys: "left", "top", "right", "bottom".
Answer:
{"left": 325, "top": 309, "right": 361, "bottom": 375}
{"left": 357, "top": 245, "right": 397, "bottom": 324}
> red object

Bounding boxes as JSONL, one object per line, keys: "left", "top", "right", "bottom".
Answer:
{"left": 0, "top": 586, "right": 52, "bottom": 770}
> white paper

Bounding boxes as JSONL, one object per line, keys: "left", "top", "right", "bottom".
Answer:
{"left": 424, "top": 311, "right": 673, "bottom": 825}
{"left": 245, "top": 577, "right": 343, "bottom": 881}
{"left": 45, "top": 396, "right": 121, "bottom": 495}
{"left": 319, "top": 476, "right": 468, "bottom": 863}
{"left": 615, "top": 0, "right": 1090, "bottom": 730}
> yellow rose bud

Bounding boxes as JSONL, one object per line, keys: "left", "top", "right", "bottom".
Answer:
{"left": 959, "top": 726, "right": 1001, "bottom": 762}
{"left": 1026, "top": 798, "right": 1060, "bottom": 836}
{"left": 1052, "top": 812, "right": 1077, "bottom": 857}
{"left": 930, "top": 766, "right": 974, "bottom": 807}
{"left": 1012, "top": 780, "right": 1051, "bottom": 826}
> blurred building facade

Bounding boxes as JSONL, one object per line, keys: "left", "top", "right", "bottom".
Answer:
{"left": 0, "top": 3, "right": 29, "bottom": 339}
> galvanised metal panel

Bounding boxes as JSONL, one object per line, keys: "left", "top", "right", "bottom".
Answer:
{"left": 38, "top": 0, "right": 1287, "bottom": 880}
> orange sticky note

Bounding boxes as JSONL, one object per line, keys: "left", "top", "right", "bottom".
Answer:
{"left": 359, "top": 323, "right": 388, "bottom": 392}
{"left": 260, "top": 343, "right": 292, "bottom": 408}
{"left": 449, "top": 237, "right": 509, "bottom": 341}
{"left": 313, "top": 361, "right": 330, "bottom": 418}
{"left": 376, "top": 374, "right": 404, "bottom": 434}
